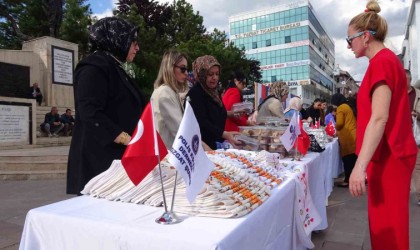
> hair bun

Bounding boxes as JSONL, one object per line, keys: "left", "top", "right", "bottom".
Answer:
{"left": 366, "top": 0, "right": 381, "bottom": 14}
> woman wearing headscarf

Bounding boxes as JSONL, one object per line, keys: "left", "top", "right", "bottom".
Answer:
{"left": 331, "top": 93, "right": 357, "bottom": 188}
{"left": 67, "top": 17, "right": 145, "bottom": 195}
{"left": 256, "top": 81, "right": 289, "bottom": 124}
{"left": 284, "top": 96, "right": 303, "bottom": 119}
{"left": 187, "top": 55, "right": 239, "bottom": 149}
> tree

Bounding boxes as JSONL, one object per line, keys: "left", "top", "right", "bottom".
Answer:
{"left": 177, "top": 29, "right": 261, "bottom": 86}
{"left": 116, "top": 0, "right": 172, "bottom": 36}
{"left": 248, "top": 59, "right": 262, "bottom": 84}
{"left": 0, "top": 0, "right": 32, "bottom": 48}
{"left": 0, "top": 0, "right": 64, "bottom": 48}
{"left": 60, "top": 0, "right": 92, "bottom": 58}
{"left": 166, "top": 0, "right": 206, "bottom": 46}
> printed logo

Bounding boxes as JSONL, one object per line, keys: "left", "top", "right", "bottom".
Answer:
{"left": 192, "top": 135, "right": 199, "bottom": 155}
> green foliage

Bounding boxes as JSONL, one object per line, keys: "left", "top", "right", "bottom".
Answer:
{"left": 166, "top": 0, "right": 206, "bottom": 46}
{"left": 116, "top": 0, "right": 261, "bottom": 98}
{"left": 0, "top": 0, "right": 62, "bottom": 47}
{"left": 60, "top": 0, "right": 92, "bottom": 58}
{"left": 0, "top": 0, "right": 262, "bottom": 98}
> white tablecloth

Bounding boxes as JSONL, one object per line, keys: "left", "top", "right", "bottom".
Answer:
{"left": 20, "top": 140, "right": 341, "bottom": 250}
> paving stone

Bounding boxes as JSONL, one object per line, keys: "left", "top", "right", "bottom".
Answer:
{"left": 321, "top": 241, "right": 361, "bottom": 250}
{"left": 0, "top": 162, "right": 418, "bottom": 249}
{"left": 323, "top": 230, "right": 365, "bottom": 247}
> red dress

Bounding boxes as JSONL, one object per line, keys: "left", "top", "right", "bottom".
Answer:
{"left": 357, "top": 48, "right": 417, "bottom": 250}
{"left": 222, "top": 87, "right": 248, "bottom": 132}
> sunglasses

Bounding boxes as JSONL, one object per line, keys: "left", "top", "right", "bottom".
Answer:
{"left": 175, "top": 65, "right": 188, "bottom": 73}
{"left": 346, "top": 30, "right": 376, "bottom": 46}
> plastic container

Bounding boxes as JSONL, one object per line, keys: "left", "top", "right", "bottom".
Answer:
{"left": 232, "top": 102, "right": 253, "bottom": 114}
{"left": 238, "top": 126, "right": 264, "bottom": 137}
{"left": 267, "top": 143, "right": 287, "bottom": 158}
{"left": 264, "top": 116, "right": 283, "bottom": 126}
{"left": 234, "top": 134, "right": 260, "bottom": 151}
{"left": 268, "top": 127, "right": 287, "bottom": 143}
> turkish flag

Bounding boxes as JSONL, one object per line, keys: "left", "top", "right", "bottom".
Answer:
{"left": 294, "top": 119, "right": 310, "bottom": 156}
{"left": 325, "top": 120, "right": 336, "bottom": 137}
{"left": 315, "top": 119, "right": 321, "bottom": 129}
{"left": 121, "top": 103, "right": 168, "bottom": 185}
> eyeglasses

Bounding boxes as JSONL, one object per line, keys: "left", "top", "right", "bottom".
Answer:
{"left": 346, "top": 30, "right": 376, "bottom": 46}
{"left": 175, "top": 65, "right": 188, "bottom": 73}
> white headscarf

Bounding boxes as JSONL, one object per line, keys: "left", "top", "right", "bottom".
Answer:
{"left": 284, "top": 97, "right": 303, "bottom": 113}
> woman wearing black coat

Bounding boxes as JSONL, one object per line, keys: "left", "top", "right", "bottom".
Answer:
{"left": 187, "top": 55, "right": 239, "bottom": 149}
{"left": 66, "top": 17, "right": 145, "bottom": 195}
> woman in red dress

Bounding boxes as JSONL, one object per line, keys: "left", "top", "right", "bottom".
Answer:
{"left": 347, "top": 1, "right": 417, "bottom": 249}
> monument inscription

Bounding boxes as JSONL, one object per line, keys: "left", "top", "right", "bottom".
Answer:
{"left": 52, "top": 46, "right": 74, "bottom": 85}
{"left": 0, "top": 105, "right": 29, "bottom": 144}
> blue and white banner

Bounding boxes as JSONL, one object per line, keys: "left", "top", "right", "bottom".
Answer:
{"left": 280, "top": 111, "right": 301, "bottom": 151}
{"left": 168, "top": 101, "right": 214, "bottom": 203}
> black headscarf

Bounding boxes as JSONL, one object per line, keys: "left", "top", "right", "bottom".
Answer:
{"left": 331, "top": 93, "right": 347, "bottom": 107}
{"left": 89, "top": 17, "right": 138, "bottom": 62}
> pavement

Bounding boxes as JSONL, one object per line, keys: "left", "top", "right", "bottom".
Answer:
{"left": 0, "top": 151, "right": 420, "bottom": 249}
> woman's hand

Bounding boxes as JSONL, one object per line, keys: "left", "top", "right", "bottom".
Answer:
{"left": 201, "top": 141, "right": 212, "bottom": 151}
{"left": 349, "top": 162, "right": 367, "bottom": 197}
{"left": 307, "top": 117, "right": 313, "bottom": 124}
{"left": 228, "top": 110, "right": 248, "bottom": 119}
{"left": 222, "top": 131, "right": 241, "bottom": 148}
{"left": 227, "top": 110, "right": 235, "bottom": 118}
{"left": 246, "top": 120, "right": 256, "bottom": 126}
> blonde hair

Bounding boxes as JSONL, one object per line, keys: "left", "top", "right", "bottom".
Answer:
{"left": 349, "top": 0, "right": 387, "bottom": 42}
{"left": 153, "top": 50, "right": 188, "bottom": 93}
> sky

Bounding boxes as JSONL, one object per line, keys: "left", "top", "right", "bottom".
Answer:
{"left": 86, "top": 0, "right": 411, "bottom": 81}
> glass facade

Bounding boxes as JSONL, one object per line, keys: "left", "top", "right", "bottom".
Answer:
{"left": 229, "top": 0, "right": 335, "bottom": 101}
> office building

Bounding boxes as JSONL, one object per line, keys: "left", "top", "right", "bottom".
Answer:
{"left": 229, "top": 0, "right": 335, "bottom": 106}
{"left": 402, "top": 0, "right": 420, "bottom": 85}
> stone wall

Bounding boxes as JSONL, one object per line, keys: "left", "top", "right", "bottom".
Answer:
{"left": 0, "top": 36, "right": 78, "bottom": 107}
{"left": 22, "top": 36, "right": 78, "bottom": 107}
{"left": 0, "top": 37, "right": 78, "bottom": 146}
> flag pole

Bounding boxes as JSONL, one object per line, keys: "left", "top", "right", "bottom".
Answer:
{"left": 295, "top": 110, "right": 301, "bottom": 161}
{"left": 150, "top": 99, "right": 182, "bottom": 225}
{"left": 170, "top": 171, "right": 178, "bottom": 213}
{"left": 155, "top": 154, "right": 181, "bottom": 225}
{"left": 157, "top": 154, "right": 168, "bottom": 212}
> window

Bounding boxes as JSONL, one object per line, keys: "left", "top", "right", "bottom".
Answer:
{"left": 271, "top": 76, "right": 277, "bottom": 82}
{"left": 266, "top": 39, "right": 271, "bottom": 47}
{"left": 285, "top": 36, "right": 291, "bottom": 43}
{"left": 252, "top": 42, "right": 257, "bottom": 49}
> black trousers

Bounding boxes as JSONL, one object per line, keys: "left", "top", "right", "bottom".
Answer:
{"left": 36, "top": 95, "right": 43, "bottom": 105}
{"left": 342, "top": 153, "right": 358, "bottom": 183}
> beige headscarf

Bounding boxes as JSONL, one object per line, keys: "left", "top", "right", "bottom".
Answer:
{"left": 284, "top": 97, "right": 303, "bottom": 113}
{"left": 192, "top": 55, "right": 222, "bottom": 106}
{"left": 269, "top": 81, "right": 289, "bottom": 99}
